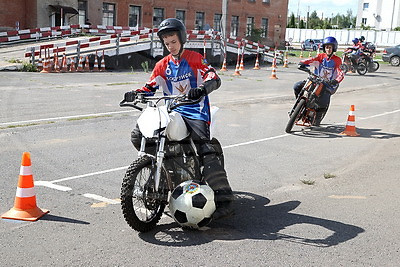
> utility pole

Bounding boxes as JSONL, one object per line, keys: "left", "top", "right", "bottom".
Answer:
{"left": 221, "top": 0, "right": 228, "bottom": 63}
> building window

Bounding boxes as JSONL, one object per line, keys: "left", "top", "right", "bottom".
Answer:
{"left": 363, "top": 3, "right": 369, "bottom": 10}
{"left": 103, "top": 3, "right": 116, "bottom": 26}
{"left": 246, "top": 17, "right": 254, "bottom": 36}
{"left": 153, "top": 8, "right": 164, "bottom": 27}
{"left": 214, "top": 14, "right": 222, "bottom": 32}
{"left": 261, "top": 18, "right": 268, "bottom": 37}
{"left": 231, "top": 15, "right": 239, "bottom": 36}
{"left": 176, "top": 10, "right": 185, "bottom": 24}
{"left": 262, "top": 0, "right": 270, "bottom": 3}
{"left": 362, "top": 18, "right": 367, "bottom": 25}
{"left": 195, "top": 12, "right": 205, "bottom": 30}
{"left": 129, "top": 6, "right": 141, "bottom": 27}
{"left": 78, "top": 0, "right": 87, "bottom": 25}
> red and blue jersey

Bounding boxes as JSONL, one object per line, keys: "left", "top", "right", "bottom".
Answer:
{"left": 301, "top": 53, "right": 344, "bottom": 93}
{"left": 138, "top": 50, "right": 218, "bottom": 122}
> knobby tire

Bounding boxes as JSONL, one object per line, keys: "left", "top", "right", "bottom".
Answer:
{"left": 285, "top": 98, "right": 306, "bottom": 133}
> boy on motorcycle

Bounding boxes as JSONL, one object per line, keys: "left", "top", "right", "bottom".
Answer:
{"left": 123, "top": 18, "right": 234, "bottom": 220}
{"left": 294, "top": 36, "right": 344, "bottom": 126}
{"left": 348, "top": 38, "right": 363, "bottom": 68}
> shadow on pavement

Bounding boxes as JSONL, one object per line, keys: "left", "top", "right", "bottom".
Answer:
{"left": 138, "top": 191, "right": 364, "bottom": 247}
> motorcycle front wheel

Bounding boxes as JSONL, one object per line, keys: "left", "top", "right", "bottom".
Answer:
{"left": 369, "top": 61, "right": 379, "bottom": 72}
{"left": 121, "top": 155, "right": 167, "bottom": 232}
{"left": 339, "top": 63, "right": 349, "bottom": 74}
{"left": 356, "top": 63, "right": 368, "bottom": 75}
{"left": 285, "top": 98, "right": 306, "bottom": 133}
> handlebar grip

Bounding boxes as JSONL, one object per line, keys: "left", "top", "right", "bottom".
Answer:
{"left": 119, "top": 100, "right": 143, "bottom": 111}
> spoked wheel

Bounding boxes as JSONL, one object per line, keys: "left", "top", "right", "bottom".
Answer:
{"left": 368, "top": 61, "right": 379, "bottom": 72}
{"left": 356, "top": 63, "right": 368, "bottom": 75}
{"left": 286, "top": 98, "right": 306, "bottom": 133}
{"left": 339, "top": 63, "right": 349, "bottom": 74}
{"left": 121, "top": 156, "right": 168, "bottom": 232}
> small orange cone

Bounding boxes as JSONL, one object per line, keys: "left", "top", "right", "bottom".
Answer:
{"left": 60, "top": 53, "right": 68, "bottom": 73}
{"left": 92, "top": 52, "right": 99, "bottom": 72}
{"left": 253, "top": 53, "right": 260, "bottom": 70}
{"left": 40, "top": 56, "right": 50, "bottom": 73}
{"left": 340, "top": 105, "right": 360, "bottom": 136}
{"left": 69, "top": 57, "right": 76, "bottom": 72}
{"left": 220, "top": 55, "right": 227, "bottom": 71}
{"left": 239, "top": 53, "right": 245, "bottom": 70}
{"left": 233, "top": 60, "right": 241, "bottom": 76}
{"left": 100, "top": 51, "right": 106, "bottom": 72}
{"left": 77, "top": 56, "right": 84, "bottom": 72}
{"left": 308, "top": 51, "right": 312, "bottom": 58}
{"left": 269, "top": 55, "right": 278, "bottom": 79}
{"left": 83, "top": 56, "right": 90, "bottom": 72}
{"left": 300, "top": 49, "right": 303, "bottom": 58}
{"left": 283, "top": 51, "right": 289, "bottom": 68}
{"left": 1, "top": 152, "right": 49, "bottom": 221}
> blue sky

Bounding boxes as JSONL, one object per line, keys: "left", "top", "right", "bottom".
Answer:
{"left": 288, "top": 0, "right": 359, "bottom": 18}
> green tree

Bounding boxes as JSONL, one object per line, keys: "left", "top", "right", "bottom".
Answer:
{"left": 287, "top": 13, "right": 296, "bottom": 28}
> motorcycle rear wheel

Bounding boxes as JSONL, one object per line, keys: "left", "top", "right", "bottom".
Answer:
{"left": 356, "top": 63, "right": 367, "bottom": 75}
{"left": 121, "top": 156, "right": 167, "bottom": 232}
{"left": 286, "top": 98, "right": 306, "bottom": 133}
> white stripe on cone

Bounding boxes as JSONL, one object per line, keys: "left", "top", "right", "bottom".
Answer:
{"left": 16, "top": 187, "right": 35, "bottom": 198}
{"left": 20, "top": 165, "right": 32, "bottom": 176}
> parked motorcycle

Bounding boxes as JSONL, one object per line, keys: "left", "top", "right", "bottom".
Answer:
{"left": 359, "top": 50, "right": 380, "bottom": 73}
{"left": 285, "top": 67, "right": 331, "bottom": 133}
{"left": 119, "top": 94, "right": 223, "bottom": 232}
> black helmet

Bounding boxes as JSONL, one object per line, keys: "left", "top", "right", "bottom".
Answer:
{"left": 157, "top": 18, "right": 187, "bottom": 45}
{"left": 359, "top": 36, "right": 365, "bottom": 42}
{"left": 322, "top": 36, "right": 338, "bottom": 52}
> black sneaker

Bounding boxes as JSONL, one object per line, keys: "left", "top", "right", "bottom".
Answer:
{"left": 212, "top": 202, "right": 235, "bottom": 220}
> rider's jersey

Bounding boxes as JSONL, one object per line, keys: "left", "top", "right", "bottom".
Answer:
{"left": 138, "top": 50, "right": 218, "bottom": 122}
{"left": 301, "top": 53, "right": 344, "bottom": 94}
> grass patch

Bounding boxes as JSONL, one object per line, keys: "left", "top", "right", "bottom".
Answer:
{"left": 0, "top": 121, "right": 54, "bottom": 129}
{"left": 7, "top": 58, "right": 23, "bottom": 63}
{"left": 300, "top": 179, "right": 315, "bottom": 185}
{"left": 106, "top": 82, "right": 135, "bottom": 86}
{"left": 324, "top": 173, "right": 336, "bottom": 179}
{"left": 67, "top": 115, "right": 112, "bottom": 121}
{"left": 21, "top": 62, "right": 38, "bottom": 72}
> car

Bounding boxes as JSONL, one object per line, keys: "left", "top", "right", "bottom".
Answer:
{"left": 301, "top": 39, "right": 323, "bottom": 51}
{"left": 382, "top": 45, "right": 400, "bottom": 66}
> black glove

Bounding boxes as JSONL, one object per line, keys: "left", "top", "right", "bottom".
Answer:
{"left": 124, "top": 90, "right": 137, "bottom": 102}
{"left": 298, "top": 62, "right": 307, "bottom": 69}
{"left": 187, "top": 87, "right": 206, "bottom": 100}
{"left": 329, "top": 80, "right": 339, "bottom": 86}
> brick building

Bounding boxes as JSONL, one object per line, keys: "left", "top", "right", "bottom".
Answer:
{"left": 0, "top": 0, "right": 288, "bottom": 46}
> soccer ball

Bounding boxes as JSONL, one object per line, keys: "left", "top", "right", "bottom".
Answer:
{"left": 169, "top": 180, "right": 216, "bottom": 229}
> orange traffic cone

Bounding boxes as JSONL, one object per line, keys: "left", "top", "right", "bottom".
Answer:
{"left": 77, "top": 56, "right": 84, "bottom": 72}
{"left": 60, "top": 54, "right": 68, "bottom": 73}
{"left": 269, "top": 55, "right": 278, "bottom": 79}
{"left": 92, "top": 53, "right": 99, "bottom": 72}
{"left": 1, "top": 152, "right": 49, "bottom": 221}
{"left": 239, "top": 53, "right": 245, "bottom": 70}
{"left": 83, "top": 56, "right": 90, "bottom": 72}
{"left": 253, "top": 53, "right": 260, "bottom": 70}
{"left": 220, "top": 56, "right": 227, "bottom": 71}
{"left": 99, "top": 52, "right": 106, "bottom": 72}
{"left": 53, "top": 53, "right": 60, "bottom": 73}
{"left": 300, "top": 50, "right": 303, "bottom": 58}
{"left": 283, "top": 51, "right": 289, "bottom": 68}
{"left": 40, "top": 56, "right": 50, "bottom": 73}
{"left": 340, "top": 105, "right": 360, "bottom": 136}
{"left": 233, "top": 60, "right": 241, "bottom": 76}
{"left": 37, "top": 57, "right": 43, "bottom": 72}
{"left": 308, "top": 51, "right": 312, "bottom": 58}
{"left": 69, "top": 57, "right": 76, "bottom": 72}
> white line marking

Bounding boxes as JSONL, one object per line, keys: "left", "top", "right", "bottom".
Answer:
{"left": 359, "top": 109, "right": 400, "bottom": 120}
{"left": 35, "top": 181, "right": 72, "bottom": 191}
{"left": 0, "top": 110, "right": 134, "bottom": 126}
{"left": 38, "top": 108, "right": 400, "bottom": 189}
{"left": 50, "top": 166, "right": 128, "bottom": 183}
{"left": 83, "top": 193, "right": 120, "bottom": 204}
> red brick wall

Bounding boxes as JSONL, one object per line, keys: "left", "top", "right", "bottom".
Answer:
{"left": 116, "top": 0, "right": 288, "bottom": 46}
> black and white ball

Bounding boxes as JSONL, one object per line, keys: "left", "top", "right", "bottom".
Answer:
{"left": 169, "top": 180, "right": 216, "bottom": 229}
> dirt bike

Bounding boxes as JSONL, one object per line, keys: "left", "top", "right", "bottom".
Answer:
{"left": 340, "top": 50, "right": 368, "bottom": 75}
{"left": 119, "top": 94, "right": 223, "bottom": 232}
{"left": 359, "top": 50, "right": 379, "bottom": 72}
{"left": 285, "top": 67, "right": 331, "bottom": 133}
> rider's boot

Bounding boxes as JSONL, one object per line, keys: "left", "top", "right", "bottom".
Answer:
{"left": 313, "top": 109, "right": 327, "bottom": 126}
{"left": 202, "top": 153, "right": 235, "bottom": 220}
